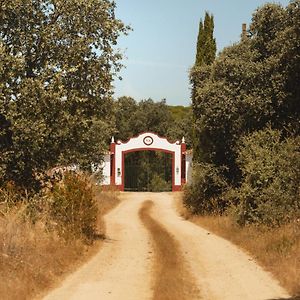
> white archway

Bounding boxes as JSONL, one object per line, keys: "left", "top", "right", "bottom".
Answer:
{"left": 102, "top": 132, "right": 191, "bottom": 191}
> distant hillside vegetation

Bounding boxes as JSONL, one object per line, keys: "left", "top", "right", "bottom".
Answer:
{"left": 168, "top": 105, "right": 191, "bottom": 121}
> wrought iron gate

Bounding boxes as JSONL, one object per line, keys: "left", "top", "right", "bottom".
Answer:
{"left": 124, "top": 151, "right": 172, "bottom": 192}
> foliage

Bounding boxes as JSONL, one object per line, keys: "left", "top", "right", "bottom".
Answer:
{"left": 50, "top": 172, "right": 98, "bottom": 241}
{"left": 114, "top": 97, "right": 174, "bottom": 141}
{"left": 195, "top": 12, "right": 216, "bottom": 66}
{"left": 167, "top": 105, "right": 193, "bottom": 149}
{"left": 0, "top": 0, "right": 128, "bottom": 189}
{"left": 124, "top": 151, "right": 172, "bottom": 192}
{"left": 188, "top": 2, "right": 300, "bottom": 227}
{"left": 191, "top": 1, "right": 300, "bottom": 176}
{"left": 192, "top": 11, "right": 216, "bottom": 159}
{"left": 183, "top": 163, "right": 228, "bottom": 215}
{"left": 168, "top": 105, "right": 191, "bottom": 120}
{"left": 227, "top": 128, "right": 300, "bottom": 226}
{"left": 114, "top": 96, "right": 137, "bottom": 142}
{"left": 149, "top": 174, "right": 171, "bottom": 192}
{"left": 115, "top": 97, "right": 192, "bottom": 146}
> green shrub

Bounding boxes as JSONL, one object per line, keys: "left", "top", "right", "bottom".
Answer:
{"left": 183, "top": 163, "right": 228, "bottom": 214}
{"left": 149, "top": 174, "right": 171, "bottom": 192}
{"left": 228, "top": 128, "right": 300, "bottom": 226}
{"left": 50, "top": 172, "right": 98, "bottom": 241}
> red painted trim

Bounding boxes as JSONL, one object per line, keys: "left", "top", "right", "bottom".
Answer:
{"left": 115, "top": 185, "right": 123, "bottom": 191}
{"left": 102, "top": 185, "right": 123, "bottom": 191}
{"left": 110, "top": 142, "right": 115, "bottom": 154}
{"left": 117, "top": 131, "right": 181, "bottom": 146}
{"left": 173, "top": 185, "right": 182, "bottom": 192}
{"left": 121, "top": 148, "right": 176, "bottom": 191}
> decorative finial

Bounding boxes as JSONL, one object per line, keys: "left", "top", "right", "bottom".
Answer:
{"left": 182, "top": 137, "right": 185, "bottom": 144}
{"left": 111, "top": 136, "right": 115, "bottom": 143}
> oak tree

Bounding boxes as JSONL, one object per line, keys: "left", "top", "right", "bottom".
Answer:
{"left": 0, "top": 0, "right": 128, "bottom": 188}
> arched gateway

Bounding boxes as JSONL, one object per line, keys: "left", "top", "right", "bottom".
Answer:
{"left": 101, "top": 132, "right": 192, "bottom": 191}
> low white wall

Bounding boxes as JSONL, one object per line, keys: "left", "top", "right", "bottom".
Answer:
{"left": 100, "top": 154, "right": 111, "bottom": 185}
{"left": 186, "top": 153, "right": 193, "bottom": 184}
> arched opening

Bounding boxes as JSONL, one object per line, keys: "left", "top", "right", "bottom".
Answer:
{"left": 107, "top": 133, "right": 186, "bottom": 191}
{"left": 124, "top": 150, "right": 173, "bottom": 192}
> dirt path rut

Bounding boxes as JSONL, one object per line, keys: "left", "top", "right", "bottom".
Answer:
{"left": 43, "top": 192, "right": 291, "bottom": 300}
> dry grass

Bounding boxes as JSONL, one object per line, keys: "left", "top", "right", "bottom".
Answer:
{"left": 139, "top": 200, "right": 200, "bottom": 300}
{"left": 95, "top": 187, "right": 121, "bottom": 238}
{"left": 96, "top": 187, "right": 121, "bottom": 219}
{"left": 0, "top": 188, "right": 120, "bottom": 300}
{"left": 193, "top": 216, "right": 300, "bottom": 296}
{"left": 175, "top": 193, "right": 300, "bottom": 296}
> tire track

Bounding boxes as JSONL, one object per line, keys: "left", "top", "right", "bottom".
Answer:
{"left": 139, "top": 200, "right": 200, "bottom": 300}
{"left": 43, "top": 193, "right": 290, "bottom": 300}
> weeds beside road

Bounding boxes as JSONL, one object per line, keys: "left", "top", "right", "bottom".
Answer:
{"left": 0, "top": 175, "right": 120, "bottom": 300}
{"left": 177, "top": 194, "right": 300, "bottom": 296}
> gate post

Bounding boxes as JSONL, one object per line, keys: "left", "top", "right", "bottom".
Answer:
{"left": 110, "top": 137, "right": 116, "bottom": 186}
{"left": 181, "top": 137, "right": 186, "bottom": 185}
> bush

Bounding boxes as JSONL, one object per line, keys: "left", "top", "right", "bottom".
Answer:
{"left": 228, "top": 128, "right": 300, "bottom": 226}
{"left": 50, "top": 172, "right": 98, "bottom": 241}
{"left": 183, "top": 163, "right": 228, "bottom": 214}
{"left": 149, "top": 174, "right": 171, "bottom": 192}
{"left": 0, "top": 174, "right": 121, "bottom": 299}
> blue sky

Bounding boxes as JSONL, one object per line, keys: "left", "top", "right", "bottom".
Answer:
{"left": 114, "top": 0, "right": 290, "bottom": 106}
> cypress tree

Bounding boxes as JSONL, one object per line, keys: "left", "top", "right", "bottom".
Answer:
{"left": 195, "top": 12, "right": 216, "bottom": 66}
{"left": 195, "top": 21, "right": 205, "bottom": 66}
{"left": 192, "top": 12, "right": 216, "bottom": 162}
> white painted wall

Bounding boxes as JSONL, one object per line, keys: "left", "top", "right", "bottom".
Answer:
{"left": 114, "top": 133, "right": 182, "bottom": 186}
{"left": 100, "top": 154, "right": 111, "bottom": 185}
{"left": 186, "top": 153, "right": 193, "bottom": 184}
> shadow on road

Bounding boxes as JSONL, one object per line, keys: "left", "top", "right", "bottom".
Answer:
{"left": 269, "top": 297, "right": 300, "bottom": 300}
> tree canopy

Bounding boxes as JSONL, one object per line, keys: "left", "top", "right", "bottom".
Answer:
{"left": 0, "top": 0, "right": 128, "bottom": 189}
{"left": 191, "top": 1, "right": 300, "bottom": 177}
{"left": 114, "top": 97, "right": 192, "bottom": 146}
{"left": 186, "top": 1, "right": 300, "bottom": 225}
{"left": 195, "top": 12, "right": 216, "bottom": 67}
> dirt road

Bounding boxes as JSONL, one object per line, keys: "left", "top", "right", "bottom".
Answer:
{"left": 43, "top": 192, "right": 290, "bottom": 300}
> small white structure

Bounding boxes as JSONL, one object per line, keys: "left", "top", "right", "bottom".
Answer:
{"left": 186, "top": 150, "right": 193, "bottom": 184}
{"left": 101, "top": 132, "right": 192, "bottom": 191}
{"left": 100, "top": 154, "right": 111, "bottom": 185}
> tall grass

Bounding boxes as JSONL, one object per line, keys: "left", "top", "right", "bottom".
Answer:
{"left": 0, "top": 207, "right": 85, "bottom": 299}
{"left": 0, "top": 176, "right": 120, "bottom": 300}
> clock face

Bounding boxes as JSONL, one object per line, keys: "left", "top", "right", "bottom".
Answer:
{"left": 143, "top": 136, "right": 154, "bottom": 146}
